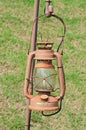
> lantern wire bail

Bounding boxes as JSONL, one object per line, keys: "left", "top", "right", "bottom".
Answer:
{"left": 41, "top": 97, "right": 63, "bottom": 116}
{"left": 30, "top": 13, "right": 66, "bottom": 52}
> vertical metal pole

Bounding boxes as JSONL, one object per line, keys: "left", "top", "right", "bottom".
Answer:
{"left": 31, "top": 0, "right": 40, "bottom": 51}
{"left": 25, "top": 0, "right": 40, "bottom": 130}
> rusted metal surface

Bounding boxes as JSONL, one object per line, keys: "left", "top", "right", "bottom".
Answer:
{"left": 25, "top": 92, "right": 60, "bottom": 111}
{"left": 45, "top": 0, "right": 53, "bottom": 17}
{"left": 24, "top": 0, "right": 40, "bottom": 130}
{"left": 24, "top": 48, "right": 65, "bottom": 110}
{"left": 35, "top": 61, "right": 54, "bottom": 68}
{"left": 31, "top": 0, "right": 40, "bottom": 51}
{"left": 29, "top": 94, "right": 59, "bottom": 111}
{"left": 54, "top": 52, "right": 66, "bottom": 98}
{"left": 34, "top": 49, "right": 54, "bottom": 60}
{"left": 37, "top": 41, "right": 54, "bottom": 45}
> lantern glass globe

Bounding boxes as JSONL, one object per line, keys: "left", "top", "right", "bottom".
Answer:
{"left": 33, "top": 67, "right": 57, "bottom": 92}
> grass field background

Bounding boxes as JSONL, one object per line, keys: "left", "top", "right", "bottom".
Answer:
{"left": 0, "top": 0, "right": 86, "bottom": 130}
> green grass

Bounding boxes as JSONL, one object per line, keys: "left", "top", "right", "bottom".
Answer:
{"left": 0, "top": 0, "right": 86, "bottom": 130}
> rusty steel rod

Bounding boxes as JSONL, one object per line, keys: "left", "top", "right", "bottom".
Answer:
{"left": 31, "top": 0, "right": 40, "bottom": 51}
{"left": 24, "top": 0, "right": 40, "bottom": 130}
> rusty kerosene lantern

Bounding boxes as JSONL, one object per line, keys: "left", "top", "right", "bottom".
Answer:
{"left": 24, "top": 41, "right": 65, "bottom": 113}
{"left": 24, "top": 0, "right": 66, "bottom": 129}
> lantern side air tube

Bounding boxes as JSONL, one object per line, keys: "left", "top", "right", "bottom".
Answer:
{"left": 54, "top": 52, "right": 66, "bottom": 99}
{"left": 24, "top": 52, "right": 35, "bottom": 99}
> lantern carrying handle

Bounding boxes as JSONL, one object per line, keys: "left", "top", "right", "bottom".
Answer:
{"left": 41, "top": 97, "right": 63, "bottom": 116}
{"left": 51, "top": 14, "right": 66, "bottom": 52}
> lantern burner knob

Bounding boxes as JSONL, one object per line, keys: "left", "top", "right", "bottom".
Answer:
{"left": 41, "top": 95, "right": 49, "bottom": 101}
